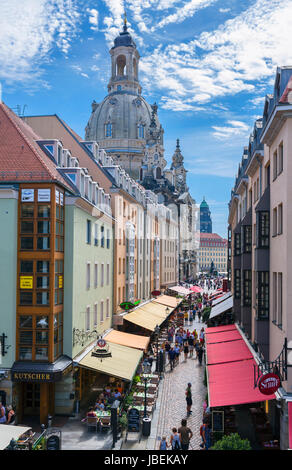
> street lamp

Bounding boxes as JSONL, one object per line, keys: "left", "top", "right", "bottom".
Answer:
{"left": 142, "top": 362, "right": 151, "bottom": 418}
{"left": 165, "top": 306, "right": 170, "bottom": 336}
{"left": 154, "top": 324, "right": 160, "bottom": 373}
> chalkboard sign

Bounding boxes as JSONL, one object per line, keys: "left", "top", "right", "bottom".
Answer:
{"left": 212, "top": 411, "right": 224, "bottom": 432}
{"left": 46, "top": 434, "right": 61, "bottom": 450}
{"left": 127, "top": 408, "right": 140, "bottom": 432}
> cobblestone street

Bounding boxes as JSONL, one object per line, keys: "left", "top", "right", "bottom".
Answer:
{"left": 154, "top": 317, "right": 207, "bottom": 450}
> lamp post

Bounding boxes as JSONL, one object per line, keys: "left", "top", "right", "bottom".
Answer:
{"left": 154, "top": 324, "right": 160, "bottom": 373}
{"left": 142, "top": 363, "right": 151, "bottom": 419}
{"left": 165, "top": 307, "right": 170, "bottom": 335}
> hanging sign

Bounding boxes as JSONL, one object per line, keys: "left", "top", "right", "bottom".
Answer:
{"left": 91, "top": 337, "right": 112, "bottom": 360}
{"left": 21, "top": 189, "right": 34, "bottom": 202}
{"left": 120, "top": 300, "right": 141, "bottom": 311}
{"left": 38, "top": 189, "right": 51, "bottom": 202}
{"left": 258, "top": 373, "right": 281, "bottom": 395}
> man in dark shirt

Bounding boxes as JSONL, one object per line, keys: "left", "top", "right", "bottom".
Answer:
{"left": 168, "top": 347, "right": 176, "bottom": 371}
{"left": 178, "top": 419, "right": 193, "bottom": 450}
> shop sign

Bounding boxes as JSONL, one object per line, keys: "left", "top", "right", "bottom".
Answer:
{"left": 58, "top": 275, "right": 63, "bottom": 288}
{"left": 120, "top": 300, "right": 141, "bottom": 311}
{"left": 38, "top": 188, "right": 51, "bottom": 202}
{"left": 60, "top": 193, "right": 64, "bottom": 205}
{"left": 258, "top": 373, "right": 280, "bottom": 395}
{"left": 12, "top": 372, "right": 54, "bottom": 382}
{"left": 55, "top": 189, "right": 60, "bottom": 204}
{"left": 20, "top": 276, "right": 33, "bottom": 289}
{"left": 21, "top": 189, "right": 34, "bottom": 202}
{"left": 91, "top": 338, "right": 112, "bottom": 361}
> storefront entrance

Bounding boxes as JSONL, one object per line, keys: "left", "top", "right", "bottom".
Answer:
{"left": 23, "top": 383, "right": 40, "bottom": 416}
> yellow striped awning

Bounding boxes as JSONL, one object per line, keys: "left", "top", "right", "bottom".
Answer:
{"left": 124, "top": 300, "right": 171, "bottom": 331}
{"left": 153, "top": 295, "right": 182, "bottom": 308}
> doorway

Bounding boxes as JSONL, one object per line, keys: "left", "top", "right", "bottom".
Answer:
{"left": 23, "top": 383, "right": 40, "bottom": 416}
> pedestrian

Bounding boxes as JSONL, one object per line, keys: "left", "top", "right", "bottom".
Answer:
{"left": 159, "top": 436, "right": 169, "bottom": 450}
{"left": 165, "top": 341, "right": 171, "bottom": 353}
{"left": 197, "top": 310, "right": 201, "bottom": 322}
{"left": 6, "top": 405, "right": 15, "bottom": 425}
{"left": 0, "top": 402, "right": 6, "bottom": 424}
{"left": 199, "top": 328, "right": 205, "bottom": 346}
{"left": 185, "top": 383, "right": 192, "bottom": 415}
{"left": 168, "top": 347, "right": 176, "bottom": 371}
{"left": 174, "top": 343, "right": 180, "bottom": 366}
{"left": 201, "top": 419, "right": 211, "bottom": 450}
{"left": 178, "top": 419, "right": 193, "bottom": 450}
{"left": 183, "top": 341, "right": 189, "bottom": 361}
{"left": 170, "top": 427, "right": 181, "bottom": 450}
{"left": 188, "top": 334, "right": 194, "bottom": 357}
{"left": 198, "top": 344, "right": 204, "bottom": 365}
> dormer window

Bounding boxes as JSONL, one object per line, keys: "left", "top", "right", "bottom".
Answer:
{"left": 57, "top": 146, "right": 62, "bottom": 166}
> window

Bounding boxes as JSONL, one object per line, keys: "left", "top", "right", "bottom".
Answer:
{"left": 101, "top": 264, "right": 104, "bottom": 287}
{"left": 94, "top": 263, "right": 98, "bottom": 288}
{"left": 100, "top": 301, "right": 104, "bottom": 322}
{"left": 234, "top": 233, "right": 241, "bottom": 256}
{"left": 273, "top": 151, "right": 278, "bottom": 180}
{"left": 234, "top": 269, "right": 241, "bottom": 300}
{"left": 273, "top": 208, "right": 277, "bottom": 237}
{"left": 106, "top": 123, "right": 112, "bottom": 137}
{"left": 278, "top": 273, "right": 283, "bottom": 327}
{"left": 243, "top": 270, "right": 252, "bottom": 307}
{"left": 86, "top": 306, "right": 90, "bottom": 331}
{"left": 257, "top": 211, "right": 269, "bottom": 248}
{"left": 265, "top": 164, "right": 270, "bottom": 188}
{"left": 94, "top": 303, "right": 98, "bottom": 327}
{"left": 106, "top": 298, "right": 110, "bottom": 318}
{"left": 278, "top": 203, "right": 283, "bottom": 235}
{"left": 138, "top": 124, "right": 144, "bottom": 138}
{"left": 106, "top": 263, "right": 110, "bottom": 285}
{"left": 86, "top": 263, "right": 90, "bottom": 290}
{"left": 242, "top": 225, "right": 252, "bottom": 253}
{"left": 256, "top": 271, "right": 269, "bottom": 319}
{"left": 101, "top": 226, "right": 104, "bottom": 247}
{"left": 278, "top": 143, "right": 283, "bottom": 174}
{"left": 21, "top": 237, "right": 34, "bottom": 250}
{"left": 94, "top": 224, "right": 99, "bottom": 246}
{"left": 87, "top": 220, "right": 91, "bottom": 244}
{"left": 21, "top": 260, "right": 33, "bottom": 273}
{"left": 273, "top": 272, "right": 277, "bottom": 323}
{"left": 106, "top": 229, "right": 110, "bottom": 249}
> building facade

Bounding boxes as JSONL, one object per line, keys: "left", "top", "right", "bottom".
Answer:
{"left": 198, "top": 233, "right": 227, "bottom": 274}
{"left": 228, "top": 66, "right": 292, "bottom": 449}
{"left": 200, "top": 197, "right": 212, "bottom": 233}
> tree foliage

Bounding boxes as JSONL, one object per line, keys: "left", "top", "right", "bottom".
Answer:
{"left": 211, "top": 433, "right": 252, "bottom": 450}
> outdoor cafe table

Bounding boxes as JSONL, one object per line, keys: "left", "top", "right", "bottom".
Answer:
{"left": 94, "top": 410, "right": 111, "bottom": 418}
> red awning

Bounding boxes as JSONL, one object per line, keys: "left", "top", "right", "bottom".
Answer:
{"left": 206, "top": 324, "right": 276, "bottom": 408}
{"left": 206, "top": 329, "right": 242, "bottom": 344}
{"left": 208, "top": 359, "right": 276, "bottom": 408}
{"left": 207, "top": 339, "right": 253, "bottom": 365}
{"left": 289, "top": 402, "right": 292, "bottom": 449}
{"left": 190, "top": 285, "right": 203, "bottom": 293}
{"left": 206, "top": 324, "right": 237, "bottom": 334}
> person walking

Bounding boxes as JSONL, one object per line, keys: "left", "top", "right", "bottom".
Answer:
{"left": 170, "top": 427, "right": 181, "bottom": 450}
{"left": 178, "top": 419, "right": 193, "bottom": 450}
{"left": 188, "top": 334, "right": 194, "bottom": 357}
{"left": 174, "top": 343, "right": 180, "bottom": 366}
{"left": 159, "top": 436, "right": 169, "bottom": 450}
{"left": 198, "top": 344, "right": 204, "bottom": 365}
{"left": 199, "top": 328, "right": 205, "bottom": 346}
{"left": 201, "top": 419, "right": 211, "bottom": 450}
{"left": 183, "top": 340, "right": 189, "bottom": 362}
{"left": 0, "top": 402, "right": 6, "bottom": 424}
{"left": 168, "top": 347, "right": 176, "bottom": 371}
{"left": 185, "top": 383, "right": 192, "bottom": 415}
{"left": 197, "top": 310, "right": 201, "bottom": 322}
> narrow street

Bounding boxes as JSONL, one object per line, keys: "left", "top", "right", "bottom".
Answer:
{"left": 154, "top": 317, "right": 207, "bottom": 450}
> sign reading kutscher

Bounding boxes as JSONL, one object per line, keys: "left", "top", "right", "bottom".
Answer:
{"left": 258, "top": 373, "right": 281, "bottom": 395}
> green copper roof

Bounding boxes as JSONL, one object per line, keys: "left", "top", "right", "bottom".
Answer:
{"left": 200, "top": 197, "right": 209, "bottom": 208}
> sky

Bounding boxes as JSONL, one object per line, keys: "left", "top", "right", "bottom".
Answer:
{"left": 1, "top": 0, "right": 292, "bottom": 238}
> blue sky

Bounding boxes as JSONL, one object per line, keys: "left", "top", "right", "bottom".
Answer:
{"left": 1, "top": 0, "right": 292, "bottom": 237}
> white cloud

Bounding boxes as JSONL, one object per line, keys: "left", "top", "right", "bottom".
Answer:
{"left": 219, "top": 8, "right": 230, "bottom": 13}
{"left": 87, "top": 8, "right": 99, "bottom": 31}
{"left": 0, "top": 0, "right": 80, "bottom": 88}
{"left": 212, "top": 120, "right": 250, "bottom": 140}
{"left": 153, "top": 0, "right": 218, "bottom": 30}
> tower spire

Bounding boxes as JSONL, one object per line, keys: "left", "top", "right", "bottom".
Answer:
{"left": 123, "top": 11, "right": 128, "bottom": 33}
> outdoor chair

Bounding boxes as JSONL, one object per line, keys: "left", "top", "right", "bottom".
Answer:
{"left": 86, "top": 416, "right": 99, "bottom": 432}
{"left": 100, "top": 416, "right": 111, "bottom": 432}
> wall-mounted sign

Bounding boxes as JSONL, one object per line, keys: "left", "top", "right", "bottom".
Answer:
{"left": 55, "top": 189, "right": 60, "bottom": 204}
{"left": 21, "top": 189, "right": 34, "bottom": 202}
{"left": 58, "top": 275, "right": 63, "bottom": 289}
{"left": 60, "top": 193, "right": 64, "bottom": 206}
{"left": 20, "top": 276, "right": 33, "bottom": 289}
{"left": 120, "top": 300, "right": 141, "bottom": 311}
{"left": 91, "top": 337, "right": 112, "bottom": 361}
{"left": 38, "top": 189, "right": 51, "bottom": 202}
{"left": 258, "top": 373, "right": 281, "bottom": 395}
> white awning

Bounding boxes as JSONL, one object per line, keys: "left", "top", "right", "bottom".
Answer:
{"left": 212, "top": 292, "right": 232, "bottom": 306}
{"left": 0, "top": 424, "right": 32, "bottom": 450}
{"left": 209, "top": 296, "right": 233, "bottom": 319}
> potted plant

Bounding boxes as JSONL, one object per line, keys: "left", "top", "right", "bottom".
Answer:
{"left": 211, "top": 433, "right": 252, "bottom": 450}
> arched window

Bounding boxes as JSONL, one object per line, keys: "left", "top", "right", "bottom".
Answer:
{"left": 105, "top": 123, "right": 112, "bottom": 137}
{"left": 116, "top": 55, "right": 126, "bottom": 76}
{"left": 117, "top": 85, "right": 122, "bottom": 91}
{"left": 138, "top": 124, "right": 144, "bottom": 139}
{"left": 156, "top": 167, "right": 162, "bottom": 179}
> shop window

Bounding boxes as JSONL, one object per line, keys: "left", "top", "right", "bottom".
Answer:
{"left": 20, "top": 291, "right": 33, "bottom": 305}
{"left": 21, "top": 205, "right": 34, "bottom": 218}
{"left": 37, "top": 236, "right": 50, "bottom": 250}
{"left": 37, "top": 221, "right": 50, "bottom": 234}
{"left": 20, "top": 260, "right": 33, "bottom": 273}
{"left": 37, "top": 205, "right": 50, "bottom": 218}
{"left": 36, "top": 316, "right": 49, "bottom": 328}
{"left": 19, "top": 330, "right": 33, "bottom": 345}
{"left": 36, "top": 291, "right": 49, "bottom": 305}
{"left": 37, "top": 261, "right": 50, "bottom": 273}
{"left": 21, "top": 220, "right": 34, "bottom": 233}
{"left": 35, "top": 347, "right": 48, "bottom": 361}
{"left": 19, "top": 347, "right": 32, "bottom": 361}
{"left": 19, "top": 316, "right": 33, "bottom": 328}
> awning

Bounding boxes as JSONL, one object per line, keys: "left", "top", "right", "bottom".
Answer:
{"left": 124, "top": 300, "right": 171, "bottom": 331}
{"left": 0, "top": 424, "right": 32, "bottom": 450}
{"left": 78, "top": 341, "right": 143, "bottom": 382}
{"left": 209, "top": 296, "right": 233, "bottom": 319}
{"left": 208, "top": 359, "right": 275, "bottom": 408}
{"left": 153, "top": 295, "right": 182, "bottom": 308}
{"left": 212, "top": 292, "right": 232, "bottom": 306}
{"left": 104, "top": 330, "right": 150, "bottom": 352}
{"left": 206, "top": 329, "right": 242, "bottom": 345}
{"left": 169, "top": 285, "right": 192, "bottom": 296}
{"left": 206, "top": 325, "right": 276, "bottom": 407}
{"left": 207, "top": 339, "right": 253, "bottom": 365}
{"left": 190, "top": 285, "right": 203, "bottom": 293}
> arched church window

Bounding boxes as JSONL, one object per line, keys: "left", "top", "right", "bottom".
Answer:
{"left": 154, "top": 153, "right": 158, "bottom": 160}
{"left": 116, "top": 55, "right": 126, "bottom": 76}
{"left": 133, "top": 58, "right": 137, "bottom": 78}
{"left": 105, "top": 123, "right": 112, "bottom": 137}
{"left": 138, "top": 124, "right": 144, "bottom": 139}
{"left": 117, "top": 85, "right": 122, "bottom": 91}
{"left": 156, "top": 167, "right": 162, "bottom": 179}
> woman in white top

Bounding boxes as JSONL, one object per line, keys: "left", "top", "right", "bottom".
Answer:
{"left": 170, "top": 427, "right": 181, "bottom": 450}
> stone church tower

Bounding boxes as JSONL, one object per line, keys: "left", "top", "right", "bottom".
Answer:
{"left": 85, "top": 17, "right": 164, "bottom": 180}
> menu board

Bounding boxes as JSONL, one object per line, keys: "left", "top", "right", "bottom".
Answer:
{"left": 212, "top": 410, "right": 224, "bottom": 432}
{"left": 21, "top": 189, "right": 34, "bottom": 202}
{"left": 38, "top": 189, "right": 51, "bottom": 202}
